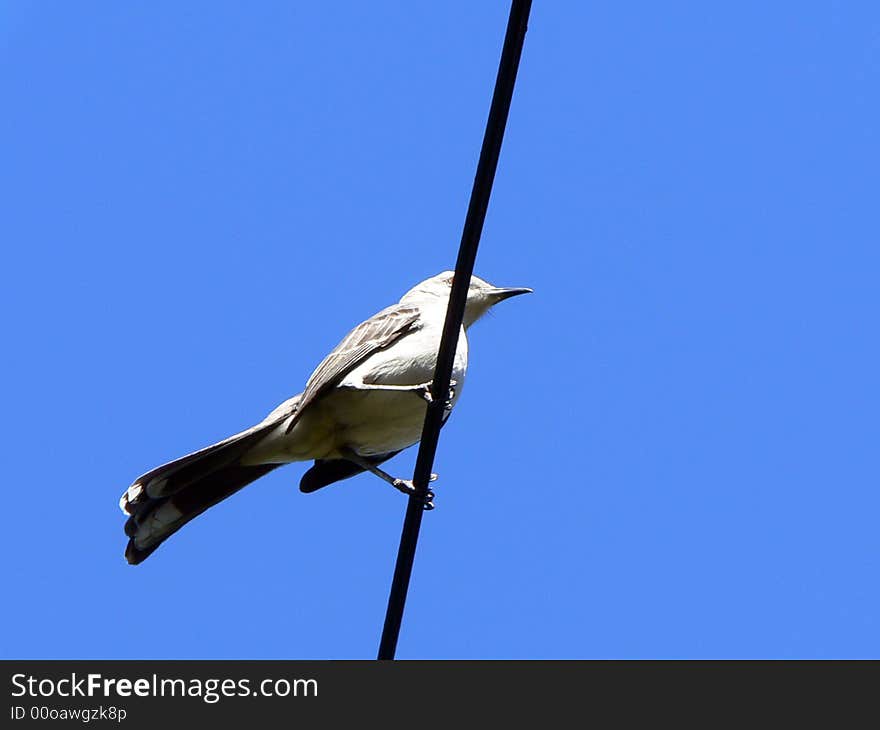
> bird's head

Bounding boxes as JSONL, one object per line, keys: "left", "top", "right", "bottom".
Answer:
{"left": 401, "top": 271, "right": 532, "bottom": 328}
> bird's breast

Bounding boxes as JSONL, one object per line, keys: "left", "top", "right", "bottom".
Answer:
{"left": 323, "top": 389, "right": 433, "bottom": 456}
{"left": 324, "top": 326, "right": 468, "bottom": 457}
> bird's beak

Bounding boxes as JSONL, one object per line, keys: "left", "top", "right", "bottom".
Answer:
{"left": 490, "top": 286, "right": 533, "bottom": 302}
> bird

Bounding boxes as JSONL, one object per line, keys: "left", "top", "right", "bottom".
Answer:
{"left": 119, "top": 271, "right": 531, "bottom": 564}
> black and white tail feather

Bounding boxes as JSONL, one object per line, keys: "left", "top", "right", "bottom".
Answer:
{"left": 120, "top": 395, "right": 396, "bottom": 564}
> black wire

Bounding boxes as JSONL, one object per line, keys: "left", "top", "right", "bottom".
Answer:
{"left": 377, "top": 0, "right": 533, "bottom": 660}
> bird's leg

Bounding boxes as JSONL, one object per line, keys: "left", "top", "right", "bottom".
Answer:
{"left": 340, "top": 380, "right": 457, "bottom": 410}
{"left": 339, "top": 381, "right": 434, "bottom": 399}
{"left": 339, "top": 448, "right": 437, "bottom": 510}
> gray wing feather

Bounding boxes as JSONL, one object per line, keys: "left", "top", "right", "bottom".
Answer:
{"left": 286, "top": 303, "right": 421, "bottom": 432}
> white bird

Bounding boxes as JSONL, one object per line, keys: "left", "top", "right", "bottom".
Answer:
{"left": 119, "top": 271, "right": 531, "bottom": 564}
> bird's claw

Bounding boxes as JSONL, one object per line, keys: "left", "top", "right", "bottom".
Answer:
{"left": 447, "top": 379, "right": 458, "bottom": 407}
{"left": 391, "top": 477, "right": 413, "bottom": 494}
{"left": 418, "top": 380, "right": 457, "bottom": 410}
{"left": 417, "top": 384, "right": 434, "bottom": 405}
{"left": 391, "top": 476, "right": 438, "bottom": 510}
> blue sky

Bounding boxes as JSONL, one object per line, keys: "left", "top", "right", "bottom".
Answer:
{"left": 2, "top": 2, "right": 878, "bottom": 658}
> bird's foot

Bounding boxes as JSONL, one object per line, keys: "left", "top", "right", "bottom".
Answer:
{"left": 444, "top": 380, "right": 457, "bottom": 411}
{"left": 417, "top": 380, "right": 457, "bottom": 411}
{"left": 392, "top": 473, "right": 438, "bottom": 510}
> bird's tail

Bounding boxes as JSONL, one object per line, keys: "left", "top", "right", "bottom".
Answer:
{"left": 120, "top": 397, "right": 300, "bottom": 564}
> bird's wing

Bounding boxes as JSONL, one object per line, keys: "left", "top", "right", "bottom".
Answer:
{"left": 288, "top": 302, "right": 422, "bottom": 428}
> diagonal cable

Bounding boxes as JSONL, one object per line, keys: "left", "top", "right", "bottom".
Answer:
{"left": 377, "top": 0, "right": 533, "bottom": 660}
